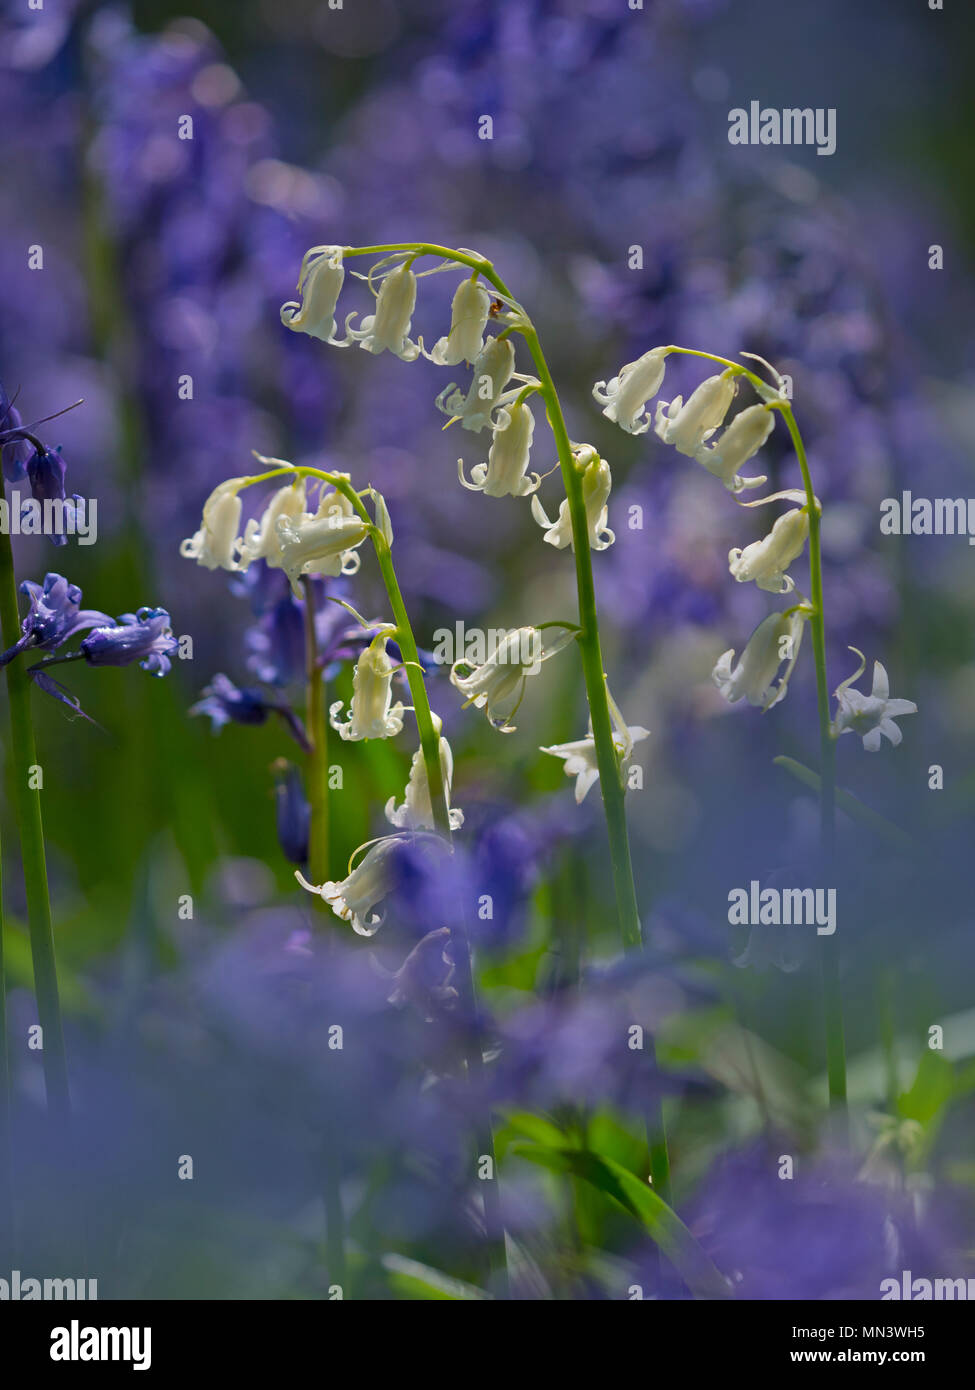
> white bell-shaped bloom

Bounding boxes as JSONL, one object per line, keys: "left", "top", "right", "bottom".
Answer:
{"left": 654, "top": 372, "right": 738, "bottom": 456}
{"left": 728, "top": 507, "right": 809, "bottom": 594}
{"left": 713, "top": 609, "right": 807, "bottom": 711}
{"left": 436, "top": 336, "right": 517, "bottom": 432}
{"left": 531, "top": 445, "right": 615, "bottom": 552}
{"left": 280, "top": 245, "right": 346, "bottom": 343}
{"left": 450, "top": 624, "right": 573, "bottom": 731}
{"left": 541, "top": 694, "right": 648, "bottom": 804}
{"left": 273, "top": 483, "right": 369, "bottom": 595}
{"left": 385, "top": 716, "right": 464, "bottom": 830}
{"left": 344, "top": 262, "right": 421, "bottom": 360}
{"left": 179, "top": 477, "right": 247, "bottom": 572}
{"left": 831, "top": 649, "right": 917, "bottom": 751}
{"left": 238, "top": 479, "right": 308, "bottom": 569}
{"left": 296, "top": 836, "right": 402, "bottom": 936}
{"left": 458, "top": 399, "right": 540, "bottom": 498}
{"left": 330, "top": 630, "right": 405, "bottom": 741}
{"left": 426, "top": 277, "right": 492, "bottom": 366}
{"left": 592, "top": 347, "right": 669, "bottom": 435}
{"left": 695, "top": 403, "right": 774, "bottom": 494}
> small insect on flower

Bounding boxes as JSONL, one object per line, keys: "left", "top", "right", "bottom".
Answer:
{"left": 712, "top": 609, "right": 807, "bottom": 711}
{"left": 436, "top": 335, "right": 518, "bottom": 432}
{"left": 180, "top": 477, "right": 249, "bottom": 572}
{"left": 531, "top": 444, "right": 615, "bottom": 552}
{"left": 541, "top": 692, "right": 649, "bottom": 804}
{"left": 424, "top": 276, "right": 492, "bottom": 366}
{"left": 296, "top": 835, "right": 404, "bottom": 936}
{"left": 592, "top": 346, "right": 670, "bottom": 435}
{"left": 655, "top": 372, "right": 738, "bottom": 456}
{"left": 728, "top": 507, "right": 809, "bottom": 594}
{"left": 450, "top": 624, "right": 574, "bottom": 732}
{"left": 694, "top": 403, "right": 774, "bottom": 494}
{"left": 831, "top": 649, "right": 917, "bottom": 751}
{"left": 280, "top": 245, "right": 347, "bottom": 344}
{"left": 385, "top": 714, "right": 464, "bottom": 831}
{"left": 329, "top": 629, "right": 405, "bottom": 741}
{"left": 457, "top": 398, "right": 540, "bottom": 498}
{"left": 344, "top": 261, "right": 422, "bottom": 360}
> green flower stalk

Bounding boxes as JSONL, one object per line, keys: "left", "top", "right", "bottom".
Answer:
{"left": 0, "top": 480, "right": 70, "bottom": 1125}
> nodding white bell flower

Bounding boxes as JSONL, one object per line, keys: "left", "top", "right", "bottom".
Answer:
{"left": 728, "top": 507, "right": 809, "bottom": 594}
{"left": 450, "top": 624, "right": 574, "bottom": 731}
{"left": 280, "top": 245, "right": 346, "bottom": 343}
{"left": 274, "top": 484, "right": 369, "bottom": 595}
{"left": 592, "top": 347, "right": 669, "bottom": 435}
{"left": 238, "top": 478, "right": 308, "bottom": 569}
{"left": 713, "top": 608, "right": 807, "bottom": 711}
{"left": 531, "top": 445, "right": 615, "bottom": 552}
{"left": 541, "top": 693, "right": 648, "bottom": 804}
{"left": 436, "top": 335, "right": 517, "bottom": 432}
{"left": 426, "top": 277, "right": 492, "bottom": 366}
{"left": 695, "top": 403, "right": 774, "bottom": 494}
{"left": 654, "top": 372, "right": 738, "bottom": 456}
{"left": 180, "top": 477, "right": 248, "bottom": 572}
{"left": 329, "top": 629, "right": 405, "bottom": 741}
{"left": 296, "top": 835, "right": 402, "bottom": 936}
{"left": 385, "top": 715, "right": 464, "bottom": 831}
{"left": 457, "top": 398, "right": 540, "bottom": 498}
{"left": 831, "top": 649, "right": 917, "bottom": 751}
{"left": 344, "top": 262, "right": 421, "bottom": 360}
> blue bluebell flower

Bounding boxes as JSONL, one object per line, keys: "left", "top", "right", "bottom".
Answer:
{"left": 0, "top": 573, "right": 111, "bottom": 667}
{"left": 191, "top": 673, "right": 310, "bottom": 752}
{"left": 0, "top": 386, "right": 31, "bottom": 482}
{"left": 272, "top": 760, "right": 310, "bottom": 865}
{"left": 80, "top": 607, "right": 179, "bottom": 676}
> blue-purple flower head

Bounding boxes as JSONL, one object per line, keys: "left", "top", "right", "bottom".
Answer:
{"left": 80, "top": 607, "right": 178, "bottom": 676}
{"left": 0, "top": 573, "right": 111, "bottom": 667}
{"left": 0, "top": 386, "right": 31, "bottom": 482}
{"left": 190, "top": 673, "right": 311, "bottom": 751}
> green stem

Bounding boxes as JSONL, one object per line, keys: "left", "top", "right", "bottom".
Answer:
{"left": 0, "top": 484, "right": 70, "bottom": 1124}
{"left": 302, "top": 579, "right": 330, "bottom": 889}
{"left": 369, "top": 535, "right": 509, "bottom": 1296}
{"left": 779, "top": 406, "right": 847, "bottom": 1121}
{"left": 0, "top": 835, "right": 11, "bottom": 1249}
{"left": 300, "top": 579, "right": 347, "bottom": 1292}
{"left": 341, "top": 243, "right": 671, "bottom": 1198}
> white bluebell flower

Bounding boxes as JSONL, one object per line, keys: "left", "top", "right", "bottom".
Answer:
{"left": 531, "top": 444, "right": 614, "bottom": 552}
{"left": 728, "top": 507, "right": 809, "bottom": 594}
{"left": 457, "top": 398, "right": 539, "bottom": 498}
{"left": 694, "top": 403, "right": 773, "bottom": 494}
{"left": 280, "top": 245, "right": 347, "bottom": 343}
{"left": 180, "top": 477, "right": 248, "bottom": 572}
{"left": 831, "top": 649, "right": 917, "bottom": 751}
{"left": 425, "top": 277, "right": 492, "bottom": 366}
{"left": 296, "top": 835, "right": 403, "bottom": 936}
{"left": 329, "top": 629, "right": 405, "bottom": 741}
{"left": 712, "top": 609, "right": 807, "bottom": 710}
{"left": 436, "top": 335, "right": 517, "bottom": 432}
{"left": 592, "top": 347, "right": 669, "bottom": 435}
{"left": 654, "top": 372, "right": 737, "bottom": 455}
{"left": 344, "top": 261, "right": 421, "bottom": 360}
{"left": 385, "top": 715, "right": 463, "bottom": 831}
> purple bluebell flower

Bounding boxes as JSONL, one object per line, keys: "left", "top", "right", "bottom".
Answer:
{"left": 0, "top": 386, "right": 30, "bottom": 482}
{"left": 191, "top": 673, "right": 310, "bottom": 752}
{"left": 272, "top": 760, "right": 310, "bottom": 865}
{"left": 0, "top": 573, "right": 111, "bottom": 667}
{"left": 80, "top": 607, "right": 179, "bottom": 676}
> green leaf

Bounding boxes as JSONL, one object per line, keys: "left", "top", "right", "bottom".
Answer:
{"left": 774, "top": 756, "right": 912, "bottom": 849}
{"left": 898, "top": 1050, "right": 955, "bottom": 1129}
{"left": 512, "top": 1145, "right": 732, "bottom": 1299}
{"left": 380, "top": 1254, "right": 492, "bottom": 1301}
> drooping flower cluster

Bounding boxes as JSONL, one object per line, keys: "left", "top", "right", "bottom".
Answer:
{"left": 593, "top": 347, "right": 917, "bottom": 749}
{"left": 0, "top": 572, "right": 178, "bottom": 719}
